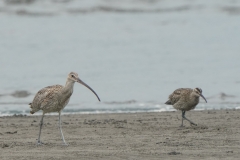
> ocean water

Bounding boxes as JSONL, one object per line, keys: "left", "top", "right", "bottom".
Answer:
{"left": 0, "top": 0, "right": 240, "bottom": 116}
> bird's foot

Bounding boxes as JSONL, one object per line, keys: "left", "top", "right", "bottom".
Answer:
{"left": 62, "top": 142, "right": 69, "bottom": 146}
{"left": 36, "top": 141, "right": 44, "bottom": 146}
{"left": 190, "top": 122, "right": 197, "bottom": 126}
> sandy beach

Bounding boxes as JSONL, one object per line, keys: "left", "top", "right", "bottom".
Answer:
{"left": 0, "top": 109, "right": 240, "bottom": 160}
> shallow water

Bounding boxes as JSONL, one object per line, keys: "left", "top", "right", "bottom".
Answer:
{"left": 0, "top": 0, "right": 240, "bottom": 115}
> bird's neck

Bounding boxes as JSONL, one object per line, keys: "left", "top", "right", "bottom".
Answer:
{"left": 62, "top": 79, "right": 75, "bottom": 94}
{"left": 190, "top": 92, "right": 200, "bottom": 102}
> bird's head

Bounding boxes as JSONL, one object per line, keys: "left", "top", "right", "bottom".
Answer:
{"left": 193, "top": 88, "right": 207, "bottom": 103}
{"left": 68, "top": 72, "right": 79, "bottom": 82}
{"left": 68, "top": 72, "right": 101, "bottom": 101}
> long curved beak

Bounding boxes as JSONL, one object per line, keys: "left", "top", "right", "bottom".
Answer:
{"left": 77, "top": 78, "right": 101, "bottom": 101}
{"left": 200, "top": 94, "right": 207, "bottom": 103}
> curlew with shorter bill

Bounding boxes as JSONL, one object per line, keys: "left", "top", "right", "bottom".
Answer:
{"left": 165, "top": 88, "right": 207, "bottom": 127}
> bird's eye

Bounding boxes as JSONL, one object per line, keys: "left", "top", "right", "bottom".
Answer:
{"left": 71, "top": 75, "right": 74, "bottom": 78}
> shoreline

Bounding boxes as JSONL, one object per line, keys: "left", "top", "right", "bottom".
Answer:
{"left": 1, "top": 109, "right": 240, "bottom": 159}
{"left": 1, "top": 106, "right": 239, "bottom": 117}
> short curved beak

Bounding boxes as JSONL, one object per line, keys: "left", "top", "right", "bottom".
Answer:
{"left": 77, "top": 78, "right": 101, "bottom": 101}
{"left": 200, "top": 94, "right": 207, "bottom": 103}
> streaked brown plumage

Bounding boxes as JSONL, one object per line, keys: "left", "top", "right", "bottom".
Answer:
{"left": 29, "top": 72, "right": 100, "bottom": 145}
{"left": 30, "top": 85, "right": 68, "bottom": 114}
{"left": 165, "top": 88, "right": 207, "bottom": 127}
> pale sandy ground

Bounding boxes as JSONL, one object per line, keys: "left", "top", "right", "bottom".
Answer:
{"left": 0, "top": 109, "right": 240, "bottom": 160}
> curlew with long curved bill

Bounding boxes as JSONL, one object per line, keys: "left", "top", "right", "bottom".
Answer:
{"left": 29, "top": 72, "right": 100, "bottom": 145}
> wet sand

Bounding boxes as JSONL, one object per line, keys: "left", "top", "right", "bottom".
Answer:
{"left": 0, "top": 109, "right": 240, "bottom": 160}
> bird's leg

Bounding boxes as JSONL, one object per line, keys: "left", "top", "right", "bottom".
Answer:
{"left": 58, "top": 112, "right": 68, "bottom": 146}
{"left": 182, "top": 111, "right": 197, "bottom": 126}
{"left": 37, "top": 113, "right": 45, "bottom": 145}
{"left": 180, "top": 111, "right": 184, "bottom": 127}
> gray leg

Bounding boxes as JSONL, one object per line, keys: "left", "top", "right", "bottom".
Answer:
{"left": 180, "top": 111, "right": 184, "bottom": 127}
{"left": 182, "top": 111, "right": 197, "bottom": 126}
{"left": 58, "top": 112, "right": 68, "bottom": 145}
{"left": 37, "top": 113, "right": 45, "bottom": 145}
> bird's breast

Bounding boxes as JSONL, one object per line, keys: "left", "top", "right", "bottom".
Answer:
{"left": 59, "top": 90, "right": 73, "bottom": 108}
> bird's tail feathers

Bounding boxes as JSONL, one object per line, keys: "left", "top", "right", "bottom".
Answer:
{"left": 165, "top": 100, "right": 172, "bottom": 105}
{"left": 30, "top": 111, "right": 35, "bottom": 114}
{"left": 29, "top": 103, "right": 35, "bottom": 114}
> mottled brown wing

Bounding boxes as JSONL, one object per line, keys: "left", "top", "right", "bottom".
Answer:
{"left": 32, "top": 85, "right": 63, "bottom": 109}
{"left": 169, "top": 88, "right": 191, "bottom": 105}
